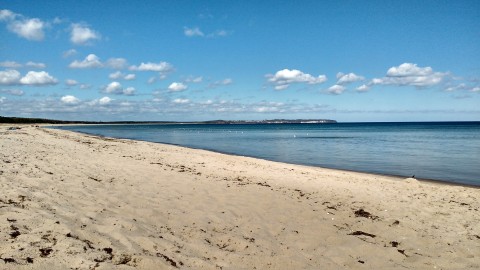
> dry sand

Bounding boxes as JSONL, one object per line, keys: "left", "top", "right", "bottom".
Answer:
{"left": 0, "top": 125, "right": 479, "bottom": 269}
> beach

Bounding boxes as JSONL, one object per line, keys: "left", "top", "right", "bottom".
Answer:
{"left": 1, "top": 125, "right": 479, "bottom": 269}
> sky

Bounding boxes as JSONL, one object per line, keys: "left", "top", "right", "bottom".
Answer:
{"left": 0, "top": 0, "right": 479, "bottom": 122}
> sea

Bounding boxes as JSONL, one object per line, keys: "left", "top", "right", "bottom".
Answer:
{"left": 53, "top": 122, "right": 480, "bottom": 186}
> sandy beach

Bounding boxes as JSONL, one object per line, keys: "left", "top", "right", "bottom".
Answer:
{"left": 1, "top": 125, "right": 479, "bottom": 269}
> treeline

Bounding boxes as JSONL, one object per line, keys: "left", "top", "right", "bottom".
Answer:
{"left": 0, "top": 116, "right": 176, "bottom": 124}
{"left": 0, "top": 116, "right": 96, "bottom": 124}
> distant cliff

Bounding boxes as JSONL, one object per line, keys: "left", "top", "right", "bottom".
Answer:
{"left": 202, "top": 119, "right": 337, "bottom": 124}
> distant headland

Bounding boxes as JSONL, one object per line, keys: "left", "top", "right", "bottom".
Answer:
{"left": 0, "top": 116, "right": 336, "bottom": 125}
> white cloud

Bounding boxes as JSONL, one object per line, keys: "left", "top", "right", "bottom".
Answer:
{"left": 65, "top": 79, "right": 78, "bottom": 86}
{"left": 98, "top": 96, "right": 112, "bottom": 105}
{"left": 184, "top": 26, "right": 231, "bottom": 38}
{"left": 25, "top": 61, "right": 46, "bottom": 69}
{"left": 8, "top": 18, "right": 46, "bottom": 41}
{"left": 124, "top": 74, "right": 136, "bottom": 80}
{"left": 147, "top": 77, "right": 156, "bottom": 84}
{"left": 63, "top": 49, "right": 77, "bottom": 58}
{"left": 185, "top": 76, "right": 203, "bottom": 83}
{"left": 0, "top": 61, "right": 22, "bottom": 68}
{"left": 370, "top": 63, "right": 447, "bottom": 88}
{"left": 0, "top": 10, "right": 46, "bottom": 41}
{"left": 0, "top": 89, "right": 24, "bottom": 96}
{"left": 105, "top": 81, "right": 122, "bottom": 93}
{"left": 0, "top": 96, "right": 5, "bottom": 103}
{"left": 336, "top": 72, "right": 364, "bottom": 84}
{"left": 184, "top": 27, "right": 204, "bottom": 37}
{"left": 214, "top": 30, "right": 229, "bottom": 36}
{"left": 109, "top": 71, "right": 136, "bottom": 80}
{"left": 19, "top": 71, "right": 58, "bottom": 86}
{"left": 69, "top": 54, "right": 103, "bottom": 69}
{"left": 173, "top": 98, "right": 190, "bottom": 104}
{"left": 1, "top": 70, "right": 57, "bottom": 86}
{"left": 444, "top": 83, "right": 467, "bottom": 92}
{"left": 123, "top": 87, "right": 136, "bottom": 95}
{"left": 268, "top": 69, "right": 327, "bottom": 90}
{"left": 327, "top": 84, "right": 346, "bottom": 95}
{"left": 105, "top": 58, "right": 127, "bottom": 69}
{"left": 386, "top": 63, "right": 433, "bottom": 77}
{"left": 209, "top": 78, "right": 233, "bottom": 89}
{"left": 356, "top": 84, "right": 370, "bottom": 92}
{"left": 109, "top": 71, "right": 123, "bottom": 80}
{"left": 61, "top": 95, "right": 80, "bottom": 104}
{"left": 70, "top": 23, "right": 101, "bottom": 45}
{"left": 129, "top": 62, "right": 173, "bottom": 72}
{"left": 0, "top": 61, "right": 45, "bottom": 69}
{"left": 79, "top": 84, "right": 91, "bottom": 90}
{"left": 168, "top": 82, "right": 188, "bottom": 92}
{"left": 0, "top": 70, "right": 21, "bottom": 85}
{"left": 471, "top": 87, "right": 480, "bottom": 92}
{"left": 0, "top": 9, "right": 16, "bottom": 21}
{"left": 103, "top": 81, "right": 135, "bottom": 95}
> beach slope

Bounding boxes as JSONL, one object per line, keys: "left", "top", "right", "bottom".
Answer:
{"left": 1, "top": 126, "right": 479, "bottom": 269}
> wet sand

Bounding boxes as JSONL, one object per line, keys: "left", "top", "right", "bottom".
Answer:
{"left": 1, "top": 125, "right": 479, "bottom": 269}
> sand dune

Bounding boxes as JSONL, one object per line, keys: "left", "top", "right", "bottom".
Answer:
{"left": 1, "top": 125, "right": 479, "bottom": 269}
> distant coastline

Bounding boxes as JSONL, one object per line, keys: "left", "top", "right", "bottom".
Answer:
{"left": 0, "top": 115, "right": 336, "bottom": 125}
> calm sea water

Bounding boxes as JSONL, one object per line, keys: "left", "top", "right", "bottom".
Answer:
{"left": 54, "top": 122, "right": 480, "bottom": 186}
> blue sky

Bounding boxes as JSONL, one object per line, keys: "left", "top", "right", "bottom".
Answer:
{"left": 1, "top": 0, "right": 479, "bottom": 122}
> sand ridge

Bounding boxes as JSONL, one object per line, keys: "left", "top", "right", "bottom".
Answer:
{"left": 0, "top": 126, "right": 479, "bottom": 269}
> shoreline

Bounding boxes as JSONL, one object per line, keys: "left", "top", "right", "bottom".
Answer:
{"left": 1, "top": 125, "right": 479, "bottom": 269}
{"left": 48, "top": 125, "right": 480, "bottom": 188}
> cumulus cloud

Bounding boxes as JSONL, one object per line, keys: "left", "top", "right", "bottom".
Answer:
{"left": 208, "top": 78, "right": 233, "bottom": 89}
{"left": 0, "top": 89, "right": 24, "bottom": 96}
{"left": 129, "top": 62, "right": 173, "bottom": 73}
{"left": 0, "top": 9, "right": 16, "bottom": 21}
{"left": 65, "top": 79, "right": 78, "bottom": 86}
{"left": 9, "top": 18, "right": 46, "bottom": 41}
{"left": 444, "top": 82, "right": 480, "bottom": 93}
{"left": 63, "top": 49, "right": 77, "bottom": 58}
{"left": 19, "top": 71, "right": 58, "bottom": 86}
{"left": 0, "top": 61, "right": 22, "bottom": 68}
{"left": 61, "top": 95, "right": 80, "bottom": 104}
{"left": 105, "top": 58, "right": 127, "bottom": 69}
{"left": 327, "top": 84, "right": 346, "bottom": 95}
{"left": 98, "top": 96, "right": 112, "bottom": 105}
{"left": 0, "top": 61, "right": 46, "bottom": 69}
{"left": 79, "top": 84, "right": 91, "bottom": 90}
{"left": 370, "top": 63, "right": 447, "bottom": 88}
{"left": 168, "top": 82, "right": 188, "bottom": 92}
{"left": 267, "top": 69, "right": 327, "bottom": 90}
{"left": 103, "top": 81, "right": 136, "bottom": 95}
{"left": 1, "top": 70, "right": 57, "bottom": 86}
{"left": 184, "top": 27, "right": 204, "bottom": 37}
{"left": 386, "top": 63, "right": 433, "bottom": 77}
{"left": 0, "top": 69, "right": 22, "bottom": 85}
{"left": 69, "top": 54, "right": 103, "bottom": 69}
{"left": 185, "top": 76, "right": 203, "bottom": 83}
{"left": 336, "top": 72, "right": 364, "bottom": 85}
{"left": 104, "top": 81, "right": 122, "bottom": 93}
{"left": 109, "top": 71, "right": 122, "bottom": 80}
{"left": 356, "top": 84, "right": 370, "bottom": 92}
{"left": 124, "top": 74, "right": 136, "bottom": 80}
{"left": 173, "top": 98, "right": 190, "bottom": 104}
{"left": 0, "top": 10, "right": 47, "bottom": 41}
{"left": 109, "top": 71, "right": 135, "bottom": 80}
{"left": 70, "top": 23, "right": 101, "bottom": 45}
{"left": 25, "top": 61, "right": 46, "bottom": 69}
